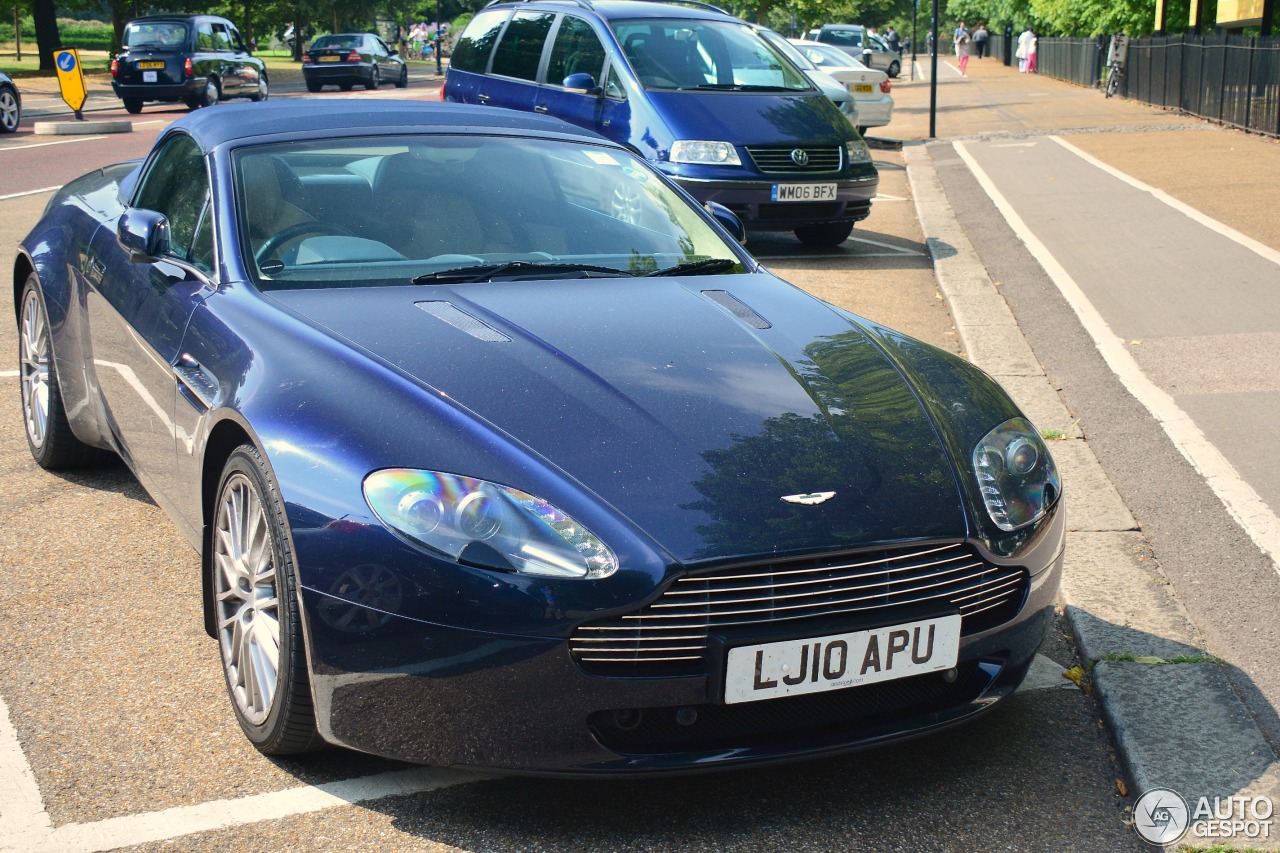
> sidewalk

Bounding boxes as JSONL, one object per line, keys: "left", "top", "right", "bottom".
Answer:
{"left": 885, "top": 52, "right": 1280, "bottom": 850}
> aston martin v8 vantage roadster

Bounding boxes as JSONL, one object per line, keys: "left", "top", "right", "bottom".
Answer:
{"left": 14, "top": 100, "right": 1063, "bottom": 775}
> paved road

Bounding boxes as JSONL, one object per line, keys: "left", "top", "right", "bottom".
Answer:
{"left": 0, "top": 90, "right": 1143, "bottom": 850}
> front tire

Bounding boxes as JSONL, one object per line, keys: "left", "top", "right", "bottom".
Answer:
{"left": 249, "top": 73, "right": 269, "bottom": 102}
{"left": 18, "top": 274, "right": 110, "bottom": 469}
{"left": 306, "top": 79, "right": 322, "bottom": 93}
{"left": 1, "top": 85, "right": 23, "bottom": 131}
{"left": 794, "top": 221, "right": 855, "bottom": 247}
{"left": 396, "top": 65, "right": 408, "bottom": 88}
{"left": 887, "top": 60, "right": 901, "bottom": 77}
{"left": 213, "top": 444, "right": 320, "bottom": 755}
{"left": 367, "top": 66, "right": 380, "bottom": 90}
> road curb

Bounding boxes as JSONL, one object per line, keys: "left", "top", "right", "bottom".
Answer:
{"left": 33, "top": 119, "right": 132, "bottom": 135}
{"left": 903, "top": 139, "right": 1280, "bottom": 851}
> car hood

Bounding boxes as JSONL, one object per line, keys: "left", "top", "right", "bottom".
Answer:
{"left": 270, "top": 275, "right": 967, "bottom": 563}
{"left": 644, "top": 89, "right": 855, "bottom": 147}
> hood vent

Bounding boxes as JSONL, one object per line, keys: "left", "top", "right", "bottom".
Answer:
{"left": 702, "top": 290, "right": 772, "bottom": 330}
{"left": 416, "top": 301, "right": 511, "bottom": 342}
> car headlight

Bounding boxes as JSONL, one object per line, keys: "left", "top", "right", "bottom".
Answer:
{"left": 846, "top": 138, "right": 873, "bottom": 164}
{"left": 972, "top": 418, "right": 1060, "bottom": 531}
{"left": 364, "top": 469, "right": 618, "bottom": 579}
{"left": 670, "top": 140, "right": 742, "bottom": 165}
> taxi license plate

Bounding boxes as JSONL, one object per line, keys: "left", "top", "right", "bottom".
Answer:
{"left": 724, "top": 615, "right": 961, "bottom": 704}
{"left": 853, "top": 83, "right": 874, "bottom": 93}
{"left": 771, "top": 183, "right": 837, "bottom": 202}
{"left": 319, "top": 55, "right": 342, "bottom": 62}
{"left": 138, "top": 60, "right": 165, "bottom": 69}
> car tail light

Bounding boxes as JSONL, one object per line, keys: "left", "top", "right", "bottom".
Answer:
{"left": 184, "top": 58, "right": 194, "bottom": 78}
{"left": 880, "top": 80, "right": 891, "bottom": 94}
{"left": 110, "top": 58, "right": 119, "bottom": 78}
{"left": 347, "top": 49, "right": 361, "bottom": 62}
{"left": 302, "top": 52, "right": 312, "bottom": 63}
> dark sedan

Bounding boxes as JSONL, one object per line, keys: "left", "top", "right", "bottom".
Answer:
{"left": 0, "top": 71, "right": 20, "bottom": 133}
{"left": 303, "top": 33, "right": 408, "bottom": 91}
{"left": 15, "top": 100, "right": 1063, "bottom": 775}
{"left": 110, "top": 13, "right": 269, "bottom": 113}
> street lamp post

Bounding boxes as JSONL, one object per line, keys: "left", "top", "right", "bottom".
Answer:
{"left": 435, "top": 0, "right": 443, "bottom": 75}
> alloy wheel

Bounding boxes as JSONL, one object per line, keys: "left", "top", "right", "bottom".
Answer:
{"left": 19, "top": 289, "right": 50, "bottom": 450}
{"left": 214, "top": 471, "right": 281, "bottom": 726}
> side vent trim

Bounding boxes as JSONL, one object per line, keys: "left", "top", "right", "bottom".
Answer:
{"left": 701, "top": 290, "right": 772, "bottom": 330}
{"left": 416, "top": 301, "right": 511, "bottom": 342}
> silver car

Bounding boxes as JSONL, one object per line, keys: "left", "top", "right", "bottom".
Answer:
{"left": 806, "top": 24, "right": 903, "bottom": 78}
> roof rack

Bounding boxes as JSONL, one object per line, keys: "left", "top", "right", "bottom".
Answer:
{"left": 626, "top": 0, "right": 732, "bottom": 14}
{"left": 483, "top": 0, "right": 596, "bottom": 9}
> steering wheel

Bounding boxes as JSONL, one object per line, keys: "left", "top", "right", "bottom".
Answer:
{"left": 255, "top": 221, "right": 353, "bottom": 265}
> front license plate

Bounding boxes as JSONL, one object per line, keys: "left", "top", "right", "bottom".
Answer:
{"left": 770, "top": 183, "right": 837, "bottom": 202}
{"left": 724, "top": 615, "right": 962, "bottom": 704}
{"left": 138, "top": 60, "right": 165, "bottom": 69}
{"left": 142, "top": 71, "right": 158, "bottom": 83}
{"left": 319, "top": 55, "right": 341, "bottom": 62}
{"left": 853, "top": 83, "right": 874, "bottom": 93}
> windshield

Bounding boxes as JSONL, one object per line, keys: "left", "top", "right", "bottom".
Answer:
{"left": 799, "top": 42, "right": 866, "bottom": 70}
{"left": 613, "top": 18, "right": 810, "bottom": 91}
{"left": 234, "top": 135, "right": 745, "bottom": 291}
{"left": 759, "top": 31, "right": 818, "bottom": 72}
{"left": 123, "top": 21, "right": 188, "bottom": 50}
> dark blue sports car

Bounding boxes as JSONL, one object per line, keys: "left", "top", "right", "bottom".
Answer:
{"left": 14, "top": 100, "right": 1063, "bottom": 774}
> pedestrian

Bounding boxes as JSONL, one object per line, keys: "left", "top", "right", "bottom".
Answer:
{"left": 973, "top": 23, "right": 988, "bottom": 59}
{"left": 1016, "top": 26, "right": 1034, "bottom": 72}
{"left": 927, "top": 29, "right": 935, "bottom": 55}
{"left": 953, "top": 21, "right": 971, "bottom": 75}
{"left": 952, "top": 20, "right": 969, "bottom": 55}
{"left": 1027, "top": 29, "right": 1038, "bottom": 72}
{"left": 884, "top": 26, "right": 901, "bottom": 55}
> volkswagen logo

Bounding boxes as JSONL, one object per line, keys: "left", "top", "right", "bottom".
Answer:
{"left": 790, "top": 148, "right": 810, "bottom": 167}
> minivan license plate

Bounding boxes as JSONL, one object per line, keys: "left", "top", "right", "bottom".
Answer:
{"left": 771, "top": 183, "right": 837, "bottom": 202}
{"left": 724, "top": 615, "right": 961, "bottom": 704}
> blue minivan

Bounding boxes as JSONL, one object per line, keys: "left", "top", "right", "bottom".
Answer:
{"left": 444, "top": 0, "right": 879, "bottom": 246}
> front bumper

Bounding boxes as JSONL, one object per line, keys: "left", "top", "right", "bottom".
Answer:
{"left": 299, "top": 527, "right": 1063, "bottom": 775}
{"left": 669, "top": 173, "right": 880, "bottom": 232}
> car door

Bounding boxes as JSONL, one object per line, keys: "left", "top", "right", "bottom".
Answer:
{"left": 212, "top": 21, "right": 242, "bottom": 94}
{"left": 85, "top": 132, "right": 214, "bottom": 523}
{"left": 480, "top": 10, "right": 555, "bottom": 112}
{"left": 534, "top": 15, "right": 629, "bottom": 140}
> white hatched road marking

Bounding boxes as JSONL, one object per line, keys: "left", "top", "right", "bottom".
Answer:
{"left": 956, "top": 138, "right": 1280, "bottom": 576}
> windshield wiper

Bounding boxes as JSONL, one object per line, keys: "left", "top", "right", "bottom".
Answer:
{"left": 412, "top": 261, "right": 633, "bottom": 284}
{"left": 646, "top": 259, "right": 740, "bottom": 277}
{"left": 683, "top": 83, "right": 796, "bottom": 92}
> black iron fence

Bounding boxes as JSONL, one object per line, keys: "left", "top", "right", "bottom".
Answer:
{"left": 1035, "top": 34, "right": 1280, "bottom": 137}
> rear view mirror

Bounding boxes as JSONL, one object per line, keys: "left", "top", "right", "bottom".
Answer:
{"left": 117, "top": 208, "right": 171, "bottom": 262}
{"left": 704, "top": 201, "right": 747, "bottom": 245}
{"left": 563, "top": 73, "right": 602, "bottom": 95}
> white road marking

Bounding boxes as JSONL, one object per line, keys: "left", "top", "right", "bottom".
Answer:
{"left": 0, "top": 187, "right": 60, "bottom": 202}
{"left": 0, "top": 370, "right": 18, "bottom": 378}
{"left": 1, "top": 693, "right": 487, "bottom": 852}
{"left": 1050, "top": 135, "right": 1280, "bottom": 268}
{"left": 0, "top": 136, "right": 106, "bottom": 152}
{"left": 955, "top": 139, "right": 1280, "bottom": 576}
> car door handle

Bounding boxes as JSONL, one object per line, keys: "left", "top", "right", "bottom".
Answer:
{"left": 477, "top": 93, "right": 490, "bottom": 103}
{"left": 533, "top": 104, "right": 548, "bottom": 114}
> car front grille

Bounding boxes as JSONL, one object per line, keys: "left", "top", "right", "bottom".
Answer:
{"left": 570, "top": 542, "right": 1027, "bottom": 676}
{"left": 746, "top": 146, "right": 843, "bottom": 173}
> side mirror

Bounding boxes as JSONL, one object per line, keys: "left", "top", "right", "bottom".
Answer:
{"left": 117, "top": 209, "right": 171, "bottom": 262}
{"left": 562, "top": 72, "right": 603, "bottom": 95}
{"left": 704, "top": 201, "right": 747, "bottom": 246}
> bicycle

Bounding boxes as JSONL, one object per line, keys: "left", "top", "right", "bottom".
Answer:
{"left": 1104, "top": 34, "right": 1128, "bottom": 98}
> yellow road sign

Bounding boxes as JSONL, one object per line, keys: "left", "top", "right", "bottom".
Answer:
{"left": 54, "top": 48, "right": 88, "bottom": 113}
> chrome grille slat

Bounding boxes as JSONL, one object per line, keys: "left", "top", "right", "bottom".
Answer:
{"left": 745, "top": 145, "right": 843, "bottom": 173}
{"left": 569, "top": 543, "right": 1028, "bottom": 671}
{"left": 655, "top": 559, "right": 987, "bottom": 603}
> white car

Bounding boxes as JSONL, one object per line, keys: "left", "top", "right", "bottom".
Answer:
{"left": 790, "top": 39, "right": 894, "bottom": 133}
{"left": 757, "top": 28, "right": 860, "bottom": 131}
